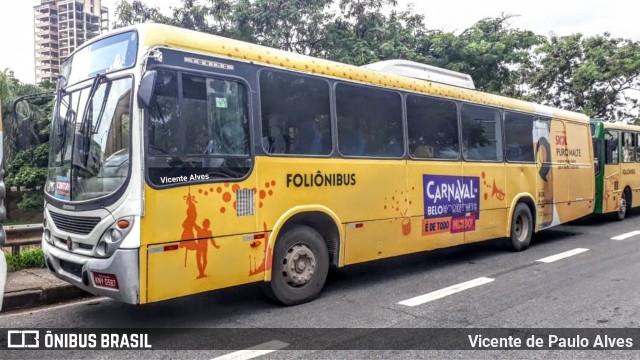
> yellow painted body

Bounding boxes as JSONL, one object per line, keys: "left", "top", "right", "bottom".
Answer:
{"left": 116, "top": 24, "right": 597, "bottom": 303}
{"left": 141, "top": 154, "right": 593, "bottom": 303}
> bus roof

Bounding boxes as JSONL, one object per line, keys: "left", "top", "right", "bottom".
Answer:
{"left": 360, "top": 60, "right": 476, "bottom": 90}
{"left": 92, "top": 23, "right": 589, "bottom": 124}
{"left": 592, "top": 119, "right": 640, "bottom": 131}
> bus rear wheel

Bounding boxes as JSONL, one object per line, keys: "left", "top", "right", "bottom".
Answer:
{"left": 616, "top": 189, "right": 631, "bottom": 221}
{"left": 265, "top": 225, "right": 329, "bottom": 305}
{"left": 506, "top": 203, "right": 533, "bottom": 252}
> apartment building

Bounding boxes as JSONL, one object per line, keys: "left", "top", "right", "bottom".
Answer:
{"left": 34, "top": 0, "right": 109, "bottom": 83}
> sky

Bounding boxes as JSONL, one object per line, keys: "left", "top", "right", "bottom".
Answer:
{"left": 0, "top": 0, "right": 638, "bottom": 84}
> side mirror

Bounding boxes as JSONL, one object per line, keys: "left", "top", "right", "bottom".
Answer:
{"left": 137, "top": 70, "right": 157, "bottom": 109}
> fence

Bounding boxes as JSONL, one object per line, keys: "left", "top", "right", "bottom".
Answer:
{"left": 3, "top": 224, "right": 42, "bottom": 257}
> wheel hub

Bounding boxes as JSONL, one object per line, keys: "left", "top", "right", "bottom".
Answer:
{"left": 282, "top": 244, "right": 316, "bottom": 286}
{"left": 515, "top": 214, "right": 528, "bottom": 241}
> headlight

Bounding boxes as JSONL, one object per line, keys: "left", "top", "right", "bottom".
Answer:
{"left": 96, "top": 240, "right": 109, "bottom": 257}
{"left": 94, "top": 216, "right": 134, "bottom": 258}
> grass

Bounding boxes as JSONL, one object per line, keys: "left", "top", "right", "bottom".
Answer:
{"left": 4, "top": 247, "right": 46, "bottom": 272}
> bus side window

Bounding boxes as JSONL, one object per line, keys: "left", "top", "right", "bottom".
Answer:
{"left": 622, "top": 132, "right": 636, "bottom": 163}
{"left": 605, "top": 130, "right": 619, "bottom": 165}
{"left": 147, "top": 70, "right": 180, "bottom": 155}
{"left": 407, "top": 94, "right": 459, "bottom": 160}
{"left": 461, "top": 104, "right": 503, "bottom": 162}
{"left": 504, "top": 111, "right": 535, "bottom": 163}
{"left": 336, "top": 83, "right": 403, "bottom": 158}
{"left": 592, "top": 138, "right": 600, "bottom": 175}
{"left": 259, "top": 69, "right": 331, "bottom": 156}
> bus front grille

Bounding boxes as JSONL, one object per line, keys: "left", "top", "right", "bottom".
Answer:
{"left": 50, "top": 211, "right": 101, "bottom": 235}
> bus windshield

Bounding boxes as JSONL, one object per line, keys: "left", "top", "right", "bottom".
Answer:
{"left": 62, "top": 31, "right": 138, "bottom": 87}
{"left": 46, "top": 77, "right": 132, "bottom": 201}
{"left": 45, "top": 31, "right": 137, "bottom": 202}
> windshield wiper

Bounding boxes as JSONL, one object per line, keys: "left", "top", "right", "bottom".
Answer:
{"left": 79, "top": 74, "right": 108, "bottom": 166}
{"left": 58, "top": 106, "right": 74, "bottom": 165}
{"left": 93, "top": 81, "right": 112, "bottom": 132}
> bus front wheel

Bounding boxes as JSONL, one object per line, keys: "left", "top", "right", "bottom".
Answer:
{"left": 507, "top": 203, "right": 533, "bottom": 252}
{"left": 265, "top": 225, "right": 329, "bottom": 305}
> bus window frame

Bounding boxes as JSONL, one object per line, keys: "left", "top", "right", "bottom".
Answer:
{"left": 459, "top": 102, "right": 504, "bottom": 163}
{"left": 334, "top": 81, "right": 406, "bottom": 160}
{"left": 44, "top": 73, "right": 135, "bottom": 211}
{"left": 621, "top": 131, "right": 637, "bottom": 163}
{"left": 405, "top": 92, "right": 461, "bottom": 162}
{"left": 636, "top": 133, "right": 640, "bottom": 162}
{"left": 257, "top": 67, "right": 334, "bottom": 158}
{"left": 62, "top": 30, "right": 139, "bottom": 88}
{"left": 142, "top": 62, "right": 255, "bottom": 190}
{"left": 503, "top": 110, "right": 536, "bottom": 164}
{"left": 604, "top": 129, "right": 620, "bottom": 165}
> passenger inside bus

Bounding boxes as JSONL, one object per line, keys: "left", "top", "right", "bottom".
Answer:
{"left": 339, "top": 122, "right": 366, "bottom": 156}
{"left": 414, "top": 144, "right": 435, "bottom": 158}
{"left": 263, "top": 124, "right": 287, "bottom": 154}
{"left": 293, "top": 117, "right": 322, "bottom": 155}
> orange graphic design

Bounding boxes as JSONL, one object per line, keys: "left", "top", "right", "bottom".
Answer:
{"left": 179, "top": 190, "right": 221, "bottom": 279}
{"left": 481, "top": 172, "right": 504, "bottom": 201}
{"left": 179, "top": 179, "right": 277, "bottom": 280}
{"left": 256, "top": 179, "right": 277, "bottom": 209}
{"left": 249, "top": 222, "right": 273, "bottom": 277}
{"left": 383, "top": 187, "right": 413, "bottom": 236}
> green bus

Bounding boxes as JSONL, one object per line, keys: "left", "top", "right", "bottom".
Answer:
{"left": 591, "top": 119, "right": 640, "bottom": 220}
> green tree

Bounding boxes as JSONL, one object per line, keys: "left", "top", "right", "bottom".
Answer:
{"left": 525, "top": 33, "right": 640, "bottom": 122}
{"left": 113, "top": 0, "right": 170, "bottom": 28}
{"left": 323, "top": 0, "right": 429, "bottom": 65}
{"left": 112, "top": 0, "right": 640, "bottom": 120}
{"left": 0, "top": 69, "right": 50, "bottom": 168}
{"left": 113, "top": 1, "right": 542, "bottom": 95}
{"left": 0, "top": 70, "right": 53, "bottom": 212}
{"left": 422, "top": 15, "right": 544, "bottom": 94}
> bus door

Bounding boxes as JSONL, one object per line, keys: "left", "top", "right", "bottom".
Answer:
{"left": 603, "top": 130, "right": 621, "bottom": 213}
{"left": 143, "top": 70, "right": 260, "bottom": 302}
{"left": 460, "top": 104, "right": 506, "bottom": 243}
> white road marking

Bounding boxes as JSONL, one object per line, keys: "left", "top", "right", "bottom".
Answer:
{"left": 536, "top": 248, "right": 589, "bottom": 263}
{"left": 210, "top": 340, "right": 289, "bottom": 360}
{"left": 611, "top": 230, "right": 640, "bottom": 241}
{"left": 398, "top": 277, "right": 494, "bottom": 307}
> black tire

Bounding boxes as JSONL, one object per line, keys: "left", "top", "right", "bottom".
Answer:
{"left": 506, "top": 203, "right": 533, "bottom": 252}
{"left": 616, "top": 189, "right": 631, "bottom": 221}
{"left": 264, "top": 225, "right": 329, "bottom": 306}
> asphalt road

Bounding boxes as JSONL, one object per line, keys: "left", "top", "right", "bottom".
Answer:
{"left": 2, "top": 211, "right": 640, "bottom": 359}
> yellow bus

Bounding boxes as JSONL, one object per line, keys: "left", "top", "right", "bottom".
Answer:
{"left": 591, "top": 120, "right": 640, "bottom": 220}
{"left": 41, "top": 24, "right": 595, "bottom": 305}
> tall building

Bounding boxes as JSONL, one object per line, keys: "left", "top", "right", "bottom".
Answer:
{"left": 34, "top": 0, "right": 109, "bottom": 83}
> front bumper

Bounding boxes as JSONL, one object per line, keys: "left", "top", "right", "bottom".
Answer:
{"left": 42, "top": 239, "right": 140, "bottom": 304}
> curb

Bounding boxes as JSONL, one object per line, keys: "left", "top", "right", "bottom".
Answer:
{"left": 3, "top": 285, "right": 94, "bottom": 312}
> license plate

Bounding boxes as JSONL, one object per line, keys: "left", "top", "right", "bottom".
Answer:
{"left": 93, "top": 272, "right": 119, "bottom": 289}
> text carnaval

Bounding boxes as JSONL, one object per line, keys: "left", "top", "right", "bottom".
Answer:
{"left": 426, "top": 179, "right": 477, "bottom": 203}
